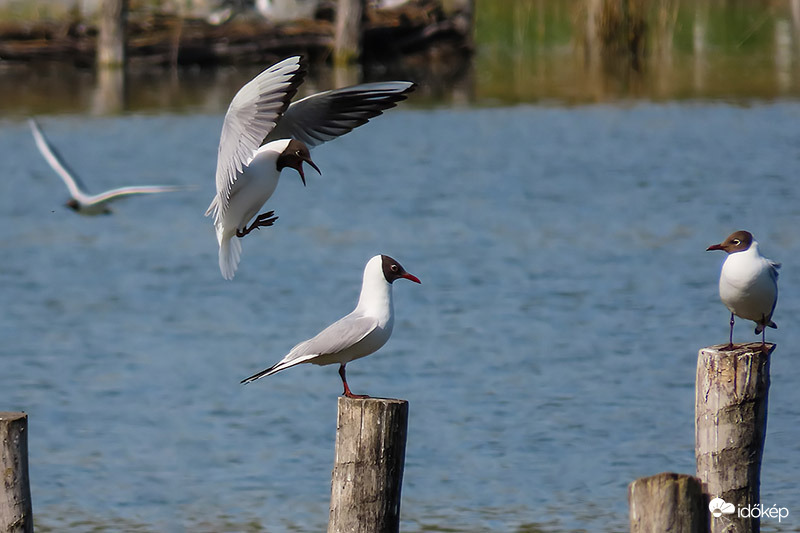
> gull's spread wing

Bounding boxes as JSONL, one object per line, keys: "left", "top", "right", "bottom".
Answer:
{"left": 213, "top": 56, "right": 306, "bottom": 217}
{"left": 263, "top": 81, "right": 415, "bottom": 148}
{"left": 87, "top": 185, "right": 183, "bottom": 206}
{"left": 29, "top": 118, "right": 91, "bottom": 201}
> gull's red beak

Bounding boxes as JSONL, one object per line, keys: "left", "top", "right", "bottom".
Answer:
{"left": 706, "top": 243, "right": 724, "bottom": 251}
{"left": 402, "top": 272, "right": 421, "bottom": 284}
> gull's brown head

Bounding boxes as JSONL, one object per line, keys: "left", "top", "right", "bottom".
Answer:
{"left": 381, "top": 255, "right": 421, "bottom": 284}
{"left": 276, "top": 139, "right": 320, "bottom": 186}
{"left": 706, "top": 230, "right": 753, "bottom": 254}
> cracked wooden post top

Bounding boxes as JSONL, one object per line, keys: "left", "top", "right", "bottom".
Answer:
{"left": 696, "top": 343, "right": 774, "bottom": 533}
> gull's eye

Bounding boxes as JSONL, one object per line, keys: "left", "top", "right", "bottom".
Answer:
{"left": 732, "top": 239, "right": 740, "bottom": 245}
{"left": 390, "top": 264, "right": 399, "bottom": 273}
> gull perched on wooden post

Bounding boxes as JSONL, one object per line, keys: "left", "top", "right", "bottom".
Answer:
{"left": 241, "top": 255, "right": 420, "bottom": 397}
{"left": 707, "top": 230, "right": 779, "bottom": 348}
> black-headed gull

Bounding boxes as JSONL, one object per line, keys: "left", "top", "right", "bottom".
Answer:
{"left": 707, "top": 230, "right": 780, "bottom": 348}
{"left": 205, "top": 55, "right": 415, "bottom": 280}
{"left": 241, "top": 254, "right": 421, "bottom": 398}
{"left": 29, "top": 118, "right": 182, "bottom": 215}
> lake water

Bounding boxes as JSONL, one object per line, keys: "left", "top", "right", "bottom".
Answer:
{"left": 1, "top": 100, "right": 800, "bottom": 532}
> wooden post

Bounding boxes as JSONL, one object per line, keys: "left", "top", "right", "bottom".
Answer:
{"left": 328, "top": 397, "right": 408, "bottom": 533}
{"left": 696, "top": 343, "right": 773, "bottom": 533}
{"left": 628, "top": 472, "right": 708, "bottom": 533}
{"left": 97, "top": 0, "right": 128, "bottom": 69}
{"left": 0, "top": 413, "right": 33, "bottom": 533}
{"left": 333, "top": 0, "right": 365, "bottom": 66}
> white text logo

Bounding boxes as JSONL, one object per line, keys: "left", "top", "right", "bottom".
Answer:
{"left": 709, "top": 497, "right": 790, "bottom": 523}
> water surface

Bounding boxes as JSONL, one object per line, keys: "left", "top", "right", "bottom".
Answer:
{"left": 1, "top": 102, "right": 799, "bottom": 532}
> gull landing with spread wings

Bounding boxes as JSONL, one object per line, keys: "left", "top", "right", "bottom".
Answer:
{"left": 205, "top": 56, "right": 415, "bottom": 280}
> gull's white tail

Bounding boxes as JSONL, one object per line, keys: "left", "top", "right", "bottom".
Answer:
{"left": 218, "top": 232, "right": 242, "bottom": 280}
{"left": 207, "top": 195, "right": 242, "bottom": 280}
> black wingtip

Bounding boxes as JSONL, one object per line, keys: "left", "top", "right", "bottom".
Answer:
{"left": 282, "top": 56, "right": 308, "bottom": 110}
{"left": 240, "top": 373, "right": 261, "bottom": 385}
{"left": 240, "top": 362, "right": 281, "bottom": 384}
{"left": 240, "top": 369, "right": 266, "bottom": 384}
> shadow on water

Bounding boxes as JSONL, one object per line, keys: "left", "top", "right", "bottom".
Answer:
{"left": 1, "top": 0, "right": 800, "bottom": 117}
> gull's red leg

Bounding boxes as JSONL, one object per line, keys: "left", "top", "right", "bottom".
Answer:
{"left": 339, "top": 364, "right": 369, "bottom": 399}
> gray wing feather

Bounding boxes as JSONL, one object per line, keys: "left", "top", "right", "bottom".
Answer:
{"left": 241, "top": 315, "right": 378, "bottom": 383}
{"left": 88, "top": 185, "right": 183, "bottom": 205}
{"left": 288, "top": 315, "right": 378, "bottom": 361}
{"left": 29, "top": 118, "right": 91, "bottom": 199}
{"left": 213, "top": 56, "right": 306, "bottom": 218}
{"left": 263, "top": 81, "right": 415, "bottom": 148}
{"left": 769, "top": 260, "right": 780, "bottom": 282}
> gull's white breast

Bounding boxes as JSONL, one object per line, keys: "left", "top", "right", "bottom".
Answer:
{"left": 719, "top": 246, "right": 777, "bottom": 322}
{"left": 217, "top": 143, "right": 285, "bottom": 235}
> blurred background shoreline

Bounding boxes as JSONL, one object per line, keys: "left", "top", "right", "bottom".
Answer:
{"left": 1, "top": 0, "right": 800, "bottom": 116}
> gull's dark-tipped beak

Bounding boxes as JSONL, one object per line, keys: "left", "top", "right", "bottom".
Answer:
{"left": 278, "top": 140, "right": 320, "bottom": 187}
{"left": 295, "top": 157, "right": 320, "bottom": 187}
{"left": 402, "top": 272, "right": 421, "bottom": 284}
{"left": 706, "top": 243, "right": 724, "bottom": 251}
{"left": 304, "top": 156, "right": 321, "bottom": 177}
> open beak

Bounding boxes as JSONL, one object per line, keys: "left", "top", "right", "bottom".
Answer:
{"left": 706, "top": 244, "right": 724, "bottom": 251}
{"left": 402, "top": 272, "right": 421, "bottom": 284}
{"left": 297, "top": 156, "right": 321, "bottom": 187}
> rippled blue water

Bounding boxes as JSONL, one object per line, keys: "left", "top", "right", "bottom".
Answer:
{"left": 1, "top": 102, "right": 799, "bottom": 532}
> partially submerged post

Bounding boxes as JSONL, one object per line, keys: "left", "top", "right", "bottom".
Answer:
{"left": 628, "top": 472, "right": 708, "bottom": 533}
{"left": 333, "top": 0, "right": 365, "bottom": 66}
{"left": 0, "top": 412, "right": 33, "bottom": 533}
{"left": 328, "top": 397, "right": 408, "bottom": 533}
{"left": 696, "top": 343, "right": 773, "bottom": 533}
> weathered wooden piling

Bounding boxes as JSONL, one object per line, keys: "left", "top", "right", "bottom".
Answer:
{"left": 328, "top": 397, "right": 408, "bottom": 533}
{"left": 628, "top": 472, "right": 708, "bottom": 533}
{"left": 333, "top": 0, "right": 365, "bottom": 66}
{"left": 97, "top": 0, "right": 128, "bottom": 69}
{"left": 696, "top": 343, "right": 773, "bottom": 533}
{"left": 0, "top": 412, "right": 33, "bottom": 533}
